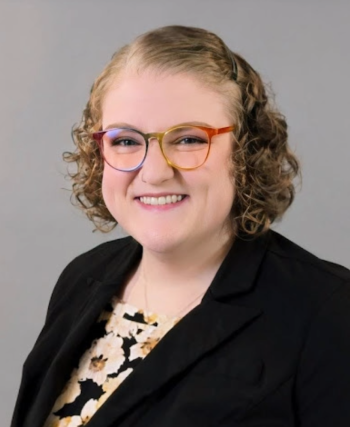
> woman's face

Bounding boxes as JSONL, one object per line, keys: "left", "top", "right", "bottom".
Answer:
{"left": 101, "top": 70, "right": 235, "bottom": 254}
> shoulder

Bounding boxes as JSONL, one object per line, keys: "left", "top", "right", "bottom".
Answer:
{"left": 46, "top": 236, "right": 139, "bottom": 316}
{"left": 267, "top": 230, "right": 350, "bottom": 281}
{"left": 55, "top": 235, "right": 137, "bottom": 283}
{"left": 65, "top": 235, "right": 136, "bottom": 269}
{"left": 255, "top": 230, "right": 350, "bottom": 326}
{"left": 264, "top": 230, "right": 350, "bottom": 292}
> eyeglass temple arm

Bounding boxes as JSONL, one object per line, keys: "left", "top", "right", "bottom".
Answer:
{"left": 217, "top": 125, "right": 235, "bottom": 135}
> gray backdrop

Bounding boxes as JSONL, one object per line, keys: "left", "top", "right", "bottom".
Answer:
{"left": 1, "top": 0, "right": 349, "bottom": 424}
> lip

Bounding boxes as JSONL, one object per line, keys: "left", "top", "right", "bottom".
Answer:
{"left": 134, "top": 192, "right": 187, "bottom": 198}
{"left": 135, "top": 194, "right": 188, "bottom": 211}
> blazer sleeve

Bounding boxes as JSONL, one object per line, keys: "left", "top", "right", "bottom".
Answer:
{"left": 295, "top": 281, "right": 350, "bottom": 426}
{"left": 10, "top": 257, "right": 82, "bottom": 427}
{"left": 24, "top": 252, "right": 88, "bottom": 353}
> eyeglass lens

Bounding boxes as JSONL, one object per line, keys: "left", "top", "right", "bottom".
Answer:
{"left": 101, "top": 126, "right": 210, "bottom": 170}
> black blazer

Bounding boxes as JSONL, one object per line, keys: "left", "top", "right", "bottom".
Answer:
{"left": 11, "top": 230, "right": 350, "bottom": 427}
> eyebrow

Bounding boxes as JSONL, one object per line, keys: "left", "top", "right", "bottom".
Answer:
{"left": 103, "top": 121, "right": 214, "bottom": 131}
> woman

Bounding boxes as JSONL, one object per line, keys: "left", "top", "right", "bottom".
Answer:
{"left": 11, "top": 25, "right": 350, "bottom": 427}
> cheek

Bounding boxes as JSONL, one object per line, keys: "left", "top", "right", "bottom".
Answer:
{"left": 208, "top": 146, "right": 235, "bottom": 192}
{"left": 210, "top": 177, "right": 235, "bottom": 215}
{"left": 187, "top": 163, "right": 234, "bottom": 224}
{"left": 204, "top": 156, "right": 235, "bottom": 220}
{"left": 101, "top": 167, "right": 116, "bottom": 203}
{"left": 101, "top": 166, "right": 132, "bottom": 214}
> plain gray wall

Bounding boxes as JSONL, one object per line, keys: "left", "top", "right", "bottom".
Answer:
{"left": 1, "top": 0, "right": 349, "bottom": 424}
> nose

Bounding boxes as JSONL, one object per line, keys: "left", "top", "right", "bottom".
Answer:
{"left": 139, "top": 137, "right": 175, "bottom": 184}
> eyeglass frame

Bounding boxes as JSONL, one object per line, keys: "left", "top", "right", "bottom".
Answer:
{"left": 92, "top": 124, "right": 235, "bottom": 172}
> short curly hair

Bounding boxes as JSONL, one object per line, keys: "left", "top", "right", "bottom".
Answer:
{"left": 64, "top": 25, "right": 300, "bottom": 237}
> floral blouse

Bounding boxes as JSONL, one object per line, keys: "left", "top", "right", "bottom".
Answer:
{"left": 43, "top": 296, "right": 181, "bottom": 427}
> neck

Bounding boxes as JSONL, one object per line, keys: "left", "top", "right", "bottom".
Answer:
{"left": 136, "top": 230, "right": 234, "bottom": 298}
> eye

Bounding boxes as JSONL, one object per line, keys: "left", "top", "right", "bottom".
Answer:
{"left": 176, "top": 137, "right": 207, "bottom": 145}
{"left": 111, "top": 138, "right": 141, "bottom": 146}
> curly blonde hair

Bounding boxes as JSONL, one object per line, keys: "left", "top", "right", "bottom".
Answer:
{"left": 64, "top": 25, "right": 300, "bottom": 236}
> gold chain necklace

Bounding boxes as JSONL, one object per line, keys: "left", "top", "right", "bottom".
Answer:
{"left": 143, "top": 277, "right": 206, "bottom": 322}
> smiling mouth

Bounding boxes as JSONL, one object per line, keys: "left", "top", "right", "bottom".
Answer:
{"left": 138, "top": 195, "right": 187, "bottom": 206}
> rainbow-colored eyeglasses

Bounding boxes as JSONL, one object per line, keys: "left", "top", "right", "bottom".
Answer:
{"left": 92, "top": 124, "right": 235, "bottom": 171}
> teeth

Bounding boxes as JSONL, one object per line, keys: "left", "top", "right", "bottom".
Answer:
{"left": 139, "top": 195, "right": 185, "bottom": 205}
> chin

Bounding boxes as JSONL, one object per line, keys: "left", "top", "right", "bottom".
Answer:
{"left": 129, "top": 228, "right": 186, "bottom": 254}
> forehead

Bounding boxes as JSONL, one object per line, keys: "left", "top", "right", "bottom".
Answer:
{"left": 101, "top": 71, "right": 231, "bottom": 132}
